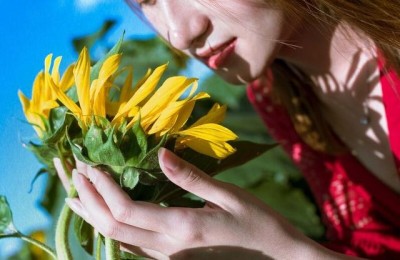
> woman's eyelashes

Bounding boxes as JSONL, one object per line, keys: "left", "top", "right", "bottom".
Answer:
{"left": 137, "top": 0, "right": 156, "bottom": 7}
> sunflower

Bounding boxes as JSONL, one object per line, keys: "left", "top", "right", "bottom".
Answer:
{"left": 50, "top": 48, "right": 237, "bottom": 159}
{"left": 18, "top": 54, "right": 74, "bottom": 138}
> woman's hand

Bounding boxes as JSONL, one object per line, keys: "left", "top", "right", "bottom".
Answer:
{"left": 56, "top": 148, "right": 339, "bottom": 259}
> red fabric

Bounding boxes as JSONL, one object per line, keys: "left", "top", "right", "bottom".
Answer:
{"left": 247, "top": 63, "right": 400, "bottom": 259}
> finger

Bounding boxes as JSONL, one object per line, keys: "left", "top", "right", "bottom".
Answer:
{"left": 86, "top": 166, "right": 179, "bottom": 233}
{"left": 74, "top": 154, "right": 89, "bottom": 177}
{"left": 53, "top": 157, "right": 71, "bottom": 193}
{"left": 72, "top": 170, "right": 171, "bottom": 252}
{"left": 121, "top": 243, "right": 167, "bottom": 260}
{"left": 65, "top": 197, "right": 90, "bottom": 220}
{"left": 158, "top": 148, "right": 236, "bottom": 207}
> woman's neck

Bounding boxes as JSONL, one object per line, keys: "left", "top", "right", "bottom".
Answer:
{"left": 277, "top": 19, "right": 376, "bottom": 80}
{"left": 277, "top": 19, "right": 400, "bottom": 193}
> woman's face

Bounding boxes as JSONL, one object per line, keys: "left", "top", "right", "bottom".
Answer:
{"left": 137, "top": 0, "right": 299, "bottom": 84}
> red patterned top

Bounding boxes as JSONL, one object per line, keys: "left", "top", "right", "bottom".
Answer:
{"left": 247, "top": 60, "right": 400, "bottom": 259}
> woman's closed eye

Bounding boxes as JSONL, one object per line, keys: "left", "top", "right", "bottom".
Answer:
{"left": 137, "top": 0, "right": 156, "bottom": 7}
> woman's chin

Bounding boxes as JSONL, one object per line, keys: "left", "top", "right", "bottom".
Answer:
{"left": 215, "top": 69, "right": 262, "bottom": 85}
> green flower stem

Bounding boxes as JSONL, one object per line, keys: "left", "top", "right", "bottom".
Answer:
{"left": 55, "top": 187, "right": 77, "bottom": 260}
{"left": 54, "top": 142, "right": 77, "bottom": 259}
{"left": 105, "top": 237, "right": 120, "bottom": 260}
{"left": 96, "top": 234, "right": 102, "bottom": 260}
{"left": 0, "top": 233, "right": 57, "bottom": 259}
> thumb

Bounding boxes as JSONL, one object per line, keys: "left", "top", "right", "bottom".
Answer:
{"left": 158, "top": 148, "right": 231, "bottom": 206}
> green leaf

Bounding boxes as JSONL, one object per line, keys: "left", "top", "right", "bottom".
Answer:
{"left": 118, "top": 37, "right": 187, "bottom": 87}
{"left": 247, "top": 180, "right": 324, "bottom": 238}
{"left": 201, "top": 73, "right": 245, "bottom": 109}
{"left": 74, "top": 214, "right": 94, "bottom": 255}
{"left": 180, "top": 141, "right": 277, "bottom": 177}
{"left": 28, "top": 168, "right": 48, "bottom": 193}
{"left": 40, "top": 174, "right": 65, "bottom": 215}
{"left": 0, "top": 196, "right": 17, "bottom": 235}
{"left": 121, "top": 167, "right": 140, "bottom": 189}
{"left": 73, "top": 19, "right": 117, "bottom": 56}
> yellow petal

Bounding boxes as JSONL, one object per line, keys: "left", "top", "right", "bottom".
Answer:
{"left": 31, "top": 72, "right": 45, "bottom": 111}
{"left": 47, "top": 75, "right": 82, "bottom": 116}
{"left": 168, "top": 101, "right": 196, "bottom": 135}
{"left": 176, "top": 137, "right": 236, "bottom": 159}
{"left": 99, "top": 54, "right": 121, "bottom": 82}
{"left": 113, "top": 64, "right": 167, "bottom": 124}
{"left": 106, "top": 101, "right": 121, "bottom": 116}
{"left": 91, "top": 79, "right": 108, "bottom": 119}
{"left": 177, "top": 123, "right": 237, "bottom": 142}
{"left": 18, "top": 90, "right": 30, "bottom": 116}
{"left": 43, "top": 73, "right": 54, "bottom": 104}
{"left": 192, "top": 103, "right": 227, "bottom": 127}
{"left": 60, "top": 64, "right": 75, "bottom": 92}
{"left": 40, "top": 100, "right": 59, "bottom": 114}
{"left": 140, "top": 77, "right": 197, "bottom": 128}
{"left": 147, "top": 99, "right": 187, "bottom": 135}
{"left": 25, "top": 111, "right": 46, "bottom": 138}
{"left": 119, "top": 67, "right": 133, "bottom": 103}
{"left": 74, "top": 47, "right": 91, "bottom": 121}
{"left": 44, "top": 53, "right": 53, "bottom": 73}
{"left": 129, "top": 68, "right": 152, "bottom": 99}
{"left": 167, "top": 92, "right": 210, "bottom": 134}
{"left": 51, "top": 56, "right": 62, "bottom": 84}
{"left": 127, "top": 106, "right": 140, "bottom": 117}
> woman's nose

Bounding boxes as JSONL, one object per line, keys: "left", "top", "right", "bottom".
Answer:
{"left": 162, "top": 1, "right": 209, "bottom": 50}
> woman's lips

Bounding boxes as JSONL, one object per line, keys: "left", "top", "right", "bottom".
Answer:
{"left": 201, "top": 39, "right": 236, "bottom": 70}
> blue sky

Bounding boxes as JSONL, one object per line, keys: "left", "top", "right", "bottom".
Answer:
{"left": 0, "top": 1, "right": 154, "bottom": 257}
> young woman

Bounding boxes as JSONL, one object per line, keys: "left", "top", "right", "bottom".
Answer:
{"left": 57, "top": 1, "right": 400, "bottom": 258}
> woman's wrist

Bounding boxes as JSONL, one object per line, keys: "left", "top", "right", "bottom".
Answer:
{"left": 287, "top": 235, "right": 359, "bottom": 260}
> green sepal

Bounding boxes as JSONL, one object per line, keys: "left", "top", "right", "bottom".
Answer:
{"left": 122, "top": 119, "right": 148, "bottom": 167}
{"left": 0, "top": 196, "right": 17, "bottom": 235}
{"left": 65, "top": 85, "right": 78, "bottom": 103}
{"left": 138, "top": 134, "right": 168, "bottom": 170}
{"left": 25, "top": 142, "right": 58, "bottom": 169}
{"left": 90, "top": 31, "right": 125, "bottom": 82}
{"left": 84, "top": 124, "right": 106, "bottom": 160}
{"left": 137, "top": 168, "right": 167, "bottom": 186}
{"left": 89, "top": 127, "right": 125, "bottom": 170}
{"left": 43, "top": 107, "right": 74, "bottom": 145}
{"left": 121, "top": 167, "right": 140, "bottom": 189}
{"left": 73, "top": 213, "right": 94, "bottom": 255}
{"left": 66, "top": 132, "right": 98, "bottom": 166}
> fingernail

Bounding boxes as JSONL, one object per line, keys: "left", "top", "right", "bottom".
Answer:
{"left": 158, "top": 148, "right": 179, "bottom": 172}
{"left": 65, "top": 198, "right": 81, "bottom": 212}
{"left": 72, "top": 169, "right": 83, "bottom": 187}
{"left": 53, "top": 157, "right": 61, "bottom": 165}
{"left": 87, "top": 167, "right": 94, "bottom": 179}
{"left": 65, "top": 198, "right": 87, "bottom": 218}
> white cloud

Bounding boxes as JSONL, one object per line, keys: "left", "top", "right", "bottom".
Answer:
{"left": 74, "top": 0, "right": 108, "bottom": 11}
